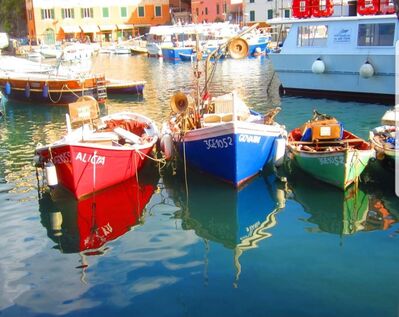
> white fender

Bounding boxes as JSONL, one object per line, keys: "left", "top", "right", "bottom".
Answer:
{"left": 160, "top": 134, "right": 173, "bottom": 160}
{"left": 312, "top": 59, "right": 325, "bottom": 74}
{"left": 45, "top": 161, "right": 58, "bottom": 187}
{"left": 359, "top": 62, "right": 374, "bottom": 78}
{"left": 273, "top": 137, "right": 286, "bottom": 167}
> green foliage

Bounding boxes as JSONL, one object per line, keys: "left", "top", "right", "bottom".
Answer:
{"left": 0, "top": 0, "right": 26, "bottom": 36}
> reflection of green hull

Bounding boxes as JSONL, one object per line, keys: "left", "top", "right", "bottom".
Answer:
{"left": 288, "top": 147, "right": 373, "bottom": 189}
{"left": 289, "top": 171, "right": 369, "bottom": 235}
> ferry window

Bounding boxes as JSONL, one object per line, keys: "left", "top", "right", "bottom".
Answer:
{"left": 358, "top": 23, "right": 395, "bottom": 46}
{"left": 62, "top": 8, "right": 74, "bottom": 19}
{"left": 297, "top": 25, "right": 328, "bottom": 47}
{"left": 155, "top": 6, "right": 162, "bottom": 17}
{"left": 268, "top": 9, "right": 273, "bottom": 19}
{"left": 102, "top": 7, "right": 109, "bottom": 18}
{"left": 284, "top": 9, "right": 290, "bottom": 17}
{"left": 138, "top": 6, "right": 145, "bottom": 17}
{"left": 250, "top": 10, "right": 255, "bottom": 21}
{"left": 120, "top": 7, "right": 127, "bottom": 18}
{"left": 81, "top": 8, "right": 93, "bottom": 18}
{"left": 41, "top": 9, "right": 55, "bottom": 20}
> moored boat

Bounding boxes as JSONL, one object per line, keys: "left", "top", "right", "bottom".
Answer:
{"left": 287, "top": 111, "right": 373, "bottom": 189}
{"left": 268, "top": 1, "right": 397, "bottom": 103}
{"left": 161, "top": 25, "right": 287, "bottom": 187}
{"left": 0, "top": 70, "right": 107, "bottom": 105}
{"left": 105, "top": 79, "right": 145, "bottom": 95}
{"left": 369, "top": 108, "right": 396, "bottom": 170}
{"left": 34, "top": 97, "right": 159, "bottom": 199}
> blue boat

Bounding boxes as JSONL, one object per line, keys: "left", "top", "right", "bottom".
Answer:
{"left": 162, "top": 46, "right": 194, "bottom": 61}
{"left": 178, "top": 51, "right": 210, "bottom": 62}
{"left": 162, "top": 91, "right": 286, "bottom": 187}
{"left": 161, "top": 25, "right": 286, "bottom": 187}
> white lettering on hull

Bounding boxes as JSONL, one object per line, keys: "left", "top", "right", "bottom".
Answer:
{"left": 238, "top": 134, "right": 261, "bottom": 144}
{"left": 203, "top": 137, "right": 233, "bottom": 150}
{"left": 75, "top": 152, "right": 106, "bottom": 165}
{"left": 318, "top": 156, "right": 344, "bottom": 166}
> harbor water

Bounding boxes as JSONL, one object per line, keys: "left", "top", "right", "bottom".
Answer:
{"left": 0, "top": 54, "right": 398, "bottom": 317}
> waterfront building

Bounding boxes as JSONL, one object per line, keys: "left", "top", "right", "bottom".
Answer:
{"left": 191, "top": 0, "right": 244, "bottom": 24}
{"left": 169, "top": 0, "right": 192, "bottom": 24}
{"left": 25, "top": 0, "right": 171, "bottom": 44}
{"left": 244, "top": 0, "right": 292, "bottom": 23}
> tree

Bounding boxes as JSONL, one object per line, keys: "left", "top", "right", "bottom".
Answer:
{"left": 0, "top": 0, "right": 27, "bottom": 36}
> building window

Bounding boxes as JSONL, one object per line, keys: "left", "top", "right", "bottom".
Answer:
{"left": 81, "top": 8, "right": 93, "bottom": 18}
{"left": 358, "top": 23, "right": 395, "bottom": 46}
{"left": 216, "top": 4, "right": 220, "bottom": 15}
{"left": 297, "top": 25, "right": 328, "bottom": 47}
{"left": 250, "top": 0, "right": 255, "bottom": 3}
{"left": 41, "top": 9, "right": 55, "bottom": 20}
{"left": 155, "top": 6, "right": 161, "bottom": 17}
{"left": 196, "top": 8, "right": 199, "bottom": 17}
{"left": 284, "top": 9, "right": 290, "bottom": 18}
{"left": 267, "top": 9, "right": 273, "bottom": 19}
{"left": 205, "top": 7, "right": 208, "bottom": 15}
{"left": 120, "top": 7, "right": 127, "bottom": 18}
{"left": 102, "top": 7, "right": 109, "bottom": 18}
{"left": 138, "top": 6, "right": 145, "bottom": 17}
{"left": 62, "top": 8, "right": 74, "bottom": 19}
{"left": 250, "top": 10, "right": 255, "bottom": 21}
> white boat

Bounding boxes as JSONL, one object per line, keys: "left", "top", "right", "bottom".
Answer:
{"left": 268, "top": 1, "right": 397, "bottom": 103}
{"left": 0, "top": 56, "right": 53, "bottom": 73}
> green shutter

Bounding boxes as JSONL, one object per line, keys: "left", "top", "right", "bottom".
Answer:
{"left": 138, "top": 6, "right": 144, "bottom": 17}
{"left": 90, "top": 8, "right": 93, "bottom": 17}
{"left": 81, "top": 8, "right": 84, "bottom": 18}
{"left": 51, "top": 9, "right": 55, "bottom": 19}
{"left": 61, "top": 9, "right": 65, "bottom": 19}
{"left": 72, "top": 9, "right": 75, "bottom": 18}
{"left": 41, "top": 9, "right": 44, "bottom": 19}
{"left": 103, "top": 7, "right": 109, "bottom": 18}
{"left": 121, "top": 7, "right": 127, "bottom": 17}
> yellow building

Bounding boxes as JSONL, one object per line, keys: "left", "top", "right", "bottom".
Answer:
{"left": 25, "top": 0, "right": 171, "bottom": 44}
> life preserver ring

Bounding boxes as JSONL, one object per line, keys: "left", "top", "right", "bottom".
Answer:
{"left": 312, "top": 0, "right": 334, "bottom": 17}
{"left": 357, "top": 0, "right": 380, "bottom": 15}
{"left": 379, "top": 0, "right": 395, "bottom": 14}
{"left": 292, "top": 0, "right": 312, "bottom": 18}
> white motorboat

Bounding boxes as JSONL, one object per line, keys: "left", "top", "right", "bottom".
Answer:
{"left": 268, "top": 0, "right": 397, "bottom": 103}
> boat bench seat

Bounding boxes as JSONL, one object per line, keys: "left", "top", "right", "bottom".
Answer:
{"left": 81, "top": 131, "right": 119, "bottom": 144}
{"left": 113, "top": 127, "right": 142, "bottom": 144}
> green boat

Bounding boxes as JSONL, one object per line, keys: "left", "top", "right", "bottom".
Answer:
{"left": 287, "top": 111, "right": 374, "bottom": 190}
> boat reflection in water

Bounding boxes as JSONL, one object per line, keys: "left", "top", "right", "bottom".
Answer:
{"left": 165, "top": 171, "right": 286, "bottom": 285}
{"left": 39, "top": 165, "right": 158, "bottom": 276}
{"left": 287, "top": 166, "right": 398, "bottom": 236}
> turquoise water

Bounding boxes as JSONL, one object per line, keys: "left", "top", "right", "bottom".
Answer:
{"left": 0, "top": 55, "right": 398, "bottom": 317}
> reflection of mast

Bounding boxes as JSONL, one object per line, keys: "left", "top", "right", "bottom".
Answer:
{"left": 233, "top": 187, "right": 286, "bottom": 287}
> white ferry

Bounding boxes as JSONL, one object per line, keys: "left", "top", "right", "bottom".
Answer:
{"left": 268, "top": 0, "right": 397, "bottom": 103}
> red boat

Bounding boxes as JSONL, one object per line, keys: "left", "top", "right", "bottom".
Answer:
{"left": 39, "top": 173, "right": 158, "bottom": 254}
{"left": 34, "top": 97, "right": 159, "bottom": 199}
